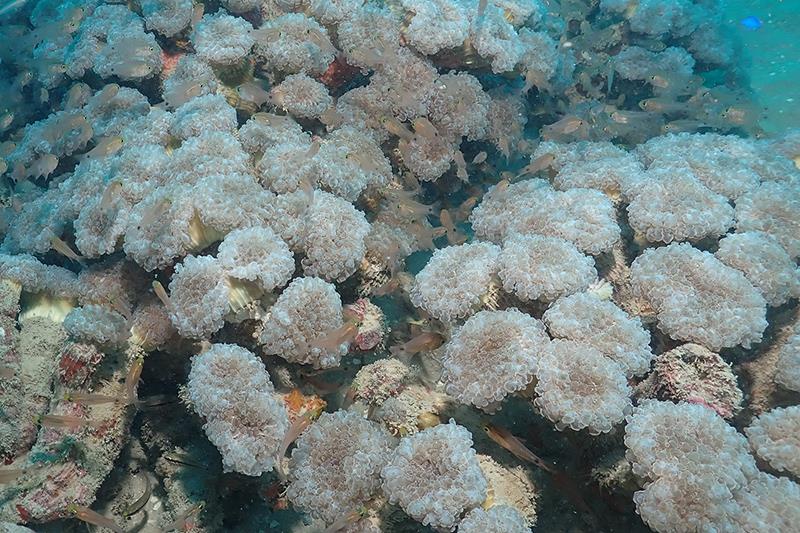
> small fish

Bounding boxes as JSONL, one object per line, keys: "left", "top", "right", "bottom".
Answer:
{"left": 79, "top": 136, "right": 124, "bottom": 161}
{"left": 454, "top": 196, "right": 478, "bottom": 222}
{"left": 49, "top": 235, "right": 86, "bottom": 266}
{"left": 123, "top": 473, "right": 152, "bottom": 518}
{"left": 389, "top": 332, "right": 444, "bottom": 361}
{"left": 380, "top": 115, "right": 414, "bottom": 141}
{"left": 0, "top": 111, "right": 13, "bottom": 131}
{"left": 275, "top": 406, "right": 323, "bottom": 480}
{"left": 26, "top": 154, "right": 58, "bottom": 180}
{"left": 345, "top": 151, "right": 384, "bottom": 175}
{"left": 164, "top": 502, "right": 204, "bottom": 532}
{"left": 67, "top": 504, "right": 124, "bottom": 533}
{"left": 476, "top": 0, "right": 488, "bottom": 21}
{"left": 138, "top": 197, "right": 173, "bottom": 231}
{"left": 38, "top": 414, "right": 103, "bottom": 430}
{"left": 163, "top": 80, "right": 205, "bottom": 109}
{"left": 309, "top": 320, "right": 359, "bottom": 354}
{"left": 100, "top": 181, "right": 123, "bottom": 213}
{"left": 0, "top": 0, "right": 29, "bottom": 18}
{"left": 152, "top": 280, "right": 172, "bottom": 310}
{"left": 638, "top": 97, "right": 684, "bottom": 113}
{"left": 64, "top": 392, "right": 119, "bottom": 405}
{"left": 123, "top": 355, "right": 145, "bottom": 405}
{"left": 514, "top": 152, "right": 554, "bottom": 180}
{"left": 237, "top": 81, "right": 271, "bottom": 107}
{"left": 471, "top": 151, "right": 487, "bottom": 164}
{"left": 110, "top": 58, "right": 157, "bottom": 79}
{"left": 439, "top": 209, "right": 466, "bottom": 245}
{"left": 252, "top": 112, "right": 296, "bottom": 129}
{"left": 543, "top": 115, "right": 585, "bottom": 136}
{"left": 741, "top": 16, "right": 762, "bottom": 30}
{"left": 95, "top": 83, "right": 120, "bottom": 106}
{"left": 385, "top": 189, "right": 438, "bottom": 219}
{"left": 163, "top": 451, "right": 208, "bottom": 470}
{"left": 484, "top": 423, "right": 555, "bottom": 473}
{"left": 323, "top": 507, "right": 368, "bottom": 533}
{"left": 452, "top": 150, "right": 469, "bottom": 183}
{"left": 661, "top": 119, "right": 709, "bottom": 134}
{"left": 319, "top": 107, "right": 343, "bottom": 129}
{"left": 412, "top": 117, "right": 440, "bottom": 141}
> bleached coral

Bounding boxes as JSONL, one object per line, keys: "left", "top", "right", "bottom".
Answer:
{"left": 191, "top": 11, "right": 254, "bottom": 65}
{"left": 623, "top": 167, "right": 734, "bottom": 243}
{"left": 442, "top": 309, "right": 549, "bottom": 410}
{"left": 336, "top": 4, "right": 401, "bottom": 70}
{"left": 0, "top": 253, "right": 80, "bottom": 298}
{"left": 470, "top": 4, "right": 525, "bottom": 73}
{"left": 458, "top": 505, "right": 528, "bottom": 533}
{"left": 167, "top": 255, "right": 230, "bottom": 339}
{"left": 625, "top": 400, "right": 761, "bottom": 533}
{"left": 534, "top": 340, "right": 631, "bottom": 434}
{"left": 170, "top": 94, "right": 238, "bottom": 140}
{"left": 252, "top": 13, "right": 335, "bottom": 75}
{"left": 735, "top": 181, "right": 800, "bottom": 259}
{"left": 745, "top": 406, "right": 800, "bottom": 477}
{"left": 217, "top": 227, "right": 295, "bottom": 293}
{"left": 637, "top": 133, "right": 770, "bottom": 201}
{"left": 270, "top": 73, "right": 333, "bottom": 119}
{"left": 301, "top": 191, "right": 370, "bottom": 282}
{"left": 624, "top": 400, "right": 757, "bottom": 490}
{"left": 613, "top": 46, "right": 695, "bottom": 81}
{"left": 381, "top": 421, "right": 487, "bottom": 531}
{"left": 470, "top": 179, "right": 620, "bottom": 254}
{"left": 258, "top": 276, "right": 346, "bottom": 368}
{"left": 316, "top": 127, "right": 391, "bottom": 201}
{"left": 399, "top": 0, "right": 469, "bottom": 56}
{"left": 141, "top": 0, "right": 193, "bottom": 38}
{"left": 409, "top": 242, "right": 501, "bottom": 322}
{"left": 187, "top": 343, "right": 289, "bottom": 475}
{"left": 498, "top": 234, "right": 596, "bottom": 303}
{"left": 286, "top": 411, "right": 394, "bottom": 524}
{"left": 630, "top": 243, "right": 767, "bottom": 350}
{"left": 543, "top": 292, "right": 652, "bottom": 377}
{"left": 63, "top": 304, "right": 129, "bottom": 347}
{"left": 428, "top": 72, "right": 491, "bottom": 141}
{"left": 732, "top": 473, "right": 800, "bottom": 533}
{"left": 715, "top": 232, "right": 800, "bottom": 306}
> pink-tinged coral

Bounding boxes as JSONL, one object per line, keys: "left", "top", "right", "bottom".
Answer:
{"left": 345, "top": 298, "right": 385, "bottom": 351}
{"left": 636, "top": 343, "right": 742, "bottom": 419}
{"left": 351, "top": 358, "right": 410, "bottom": 405}
{"left": 57, "top": 342, "right": 105, "bottom": 388}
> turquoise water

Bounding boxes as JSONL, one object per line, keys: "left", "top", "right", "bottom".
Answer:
{"left": 727, "top": 0, "right": 800, "bottom": 133}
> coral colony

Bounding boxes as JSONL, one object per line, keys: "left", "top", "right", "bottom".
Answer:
{"left": 0, "top": 0, "right": 799, "bottom": 532}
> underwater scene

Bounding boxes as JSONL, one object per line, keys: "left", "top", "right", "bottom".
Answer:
{"left": 0, "top": 0, "right": 798, "bottom": 531}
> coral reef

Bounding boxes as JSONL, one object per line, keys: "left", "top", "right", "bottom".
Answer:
{"left": 0, "top": 0, "right": 797, "bottom": 531}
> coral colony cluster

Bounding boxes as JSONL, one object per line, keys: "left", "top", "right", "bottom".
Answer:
{"left": 1, "top": 0, "right": 800, "bottom": 531}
